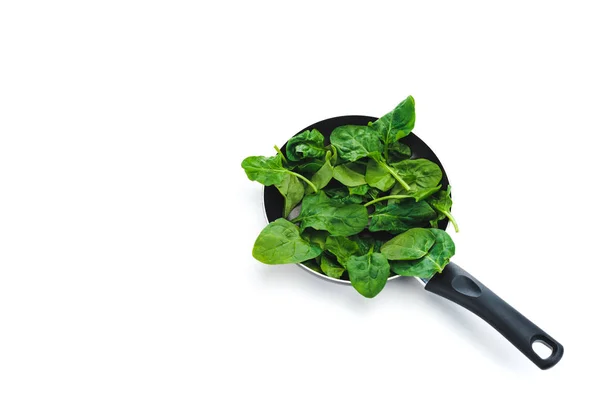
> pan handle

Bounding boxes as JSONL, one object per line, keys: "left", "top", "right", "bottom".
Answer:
{"left": 425, "top": 262, "right": 564, "bottom": 369}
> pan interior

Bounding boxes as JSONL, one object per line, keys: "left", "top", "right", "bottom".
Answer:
{"left": 262, "top": 115, "right": 450, "bottom": 284}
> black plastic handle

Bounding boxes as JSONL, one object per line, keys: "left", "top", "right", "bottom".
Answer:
{"left": 425, "top": 262, "right": 564, "bottom": 369}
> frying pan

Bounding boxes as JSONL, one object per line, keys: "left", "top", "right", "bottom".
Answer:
{"left": 263, "top": 115, "right": 564, "bottom": 370}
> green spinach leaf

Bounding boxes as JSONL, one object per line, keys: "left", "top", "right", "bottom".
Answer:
{"left": 295, "top": 192, "right": 368, "bottom": 236}
{"left": 365, "top": 185, "right": 441, "bottom": 206}
{"left": 323, "top": 185, "right": 348, "bottom": 198}
{"left": 301, "top": 228, "right": 330, "bottom": 250}
{"left": 347, "top": 184, "right": 370, "bottom": 196}
{"left": 390, "top": 159, "right": 442, "bottom": 191}
{"left": 369, "top": 200, "right": 437, "bottom": 234}
{"left": 387, "top": 141, "right": 412, "bottom": 163}
{"left": 307, "top": 150, "right": 334, "bottom": 194}
{"left": 242, "top": 154, "right": 318, "bottom": 192}
{"left": 324, "top": 236, "right": 359, "bottom": 265}
{"left": 381, "top": 228, "right": 436, "bottom": 260}
{"left": 327, "top": 144, "right": 339, "bottom": 166}
{"left": 349, "top": 234, "right": 384, "bottom": 255}
{"left": 320, "top": 255, "right": 345, "bottom": 279}
{"left": 350, "top": 235, "right": 372, "bottom": 255}
{"left": 346, "top": 251, "right": 390, "bottom": 298}
{"left": 286, "top": 129, "right": 326, "bottom": 161}
{"left": 368, "top": 96, "right": 416, "bottom": 159}
{"left": 330, "top": 125, "right": 383, "bottom": 162}
{"left": 241, "top": 154, "right": 288, "bottom": 186}
{"left": 334, "top": 196, "right": 364, "bottom": 205}
{"left": 323, "top": 185, "right": 363, "bottom": 205}
{"left": 389, "top": 229, "right": 455, "bottom": 277}
{"left": 333, "top": 162, "right": 367, "bottom": 187}
{"left": 275, "top": 173, "right": 305, "bottom": 218}
{"left": 365, "top": 187, "right": 381, "bottom": 200}
{"left": 428, "top": 185, "right": 459, "bottom": 232}
{"left": 302, "top": 257, "right": 323, "bottom": 274}
{"left": 293, "top": 158, "right": 324, "bottom": 175}
{"left": 329, "top": 124, "right": 412, "bottom": 190}
{"left": 253, "top": 218, "right": 323, "bottom": 264}
{"left": 365, "top": 159, "right": 396, "bottom": 191}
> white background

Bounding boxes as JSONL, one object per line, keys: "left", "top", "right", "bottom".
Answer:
{"left": 1, "top": 1, "right": 599, "bottom": 399}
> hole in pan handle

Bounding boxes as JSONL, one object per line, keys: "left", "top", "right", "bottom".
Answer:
{"left": 424, "top": 262, "right": 564, "bottom": 370}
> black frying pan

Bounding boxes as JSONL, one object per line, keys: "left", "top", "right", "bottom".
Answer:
{"left": 263, "top": 115, "right": 564, "bottom": 370}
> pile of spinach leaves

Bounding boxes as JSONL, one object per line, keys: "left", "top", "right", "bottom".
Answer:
{"left": 242, "top": 96, "right": 458, "bottom": 298}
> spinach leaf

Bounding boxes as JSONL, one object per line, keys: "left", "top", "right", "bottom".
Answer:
{"left": 368, "top": 96, "right": 416, "bottom": 159}
{"left": 365, "top": 158, "right": 441, "bottom": 202}
{"left": 325, "top": 236, "right": 359, "bottom": 265}
{"left": 302, "top": 257, "right": 323, "bottom": 274}
{"left": 387, "top": 182, "right": 403, "bottom": 205}
{"left": 293, "top": 158, "right": 325, "bottom": 175}
{"left": 365, "top": 159, "right": 395, "bottom": 191}
{"left": 323, "top": 185, "right": 348, "bottom": 199}
{"left": 323, "top": 185, "right": 363, "bottom": 205}
{"left": 364, "top": 185, "right": 441, "bottom": 207}
{"left": 275, "top": 174, "right": 305, "bottom": 218}
{"left": 301, "top": 228, "right": 330, "bottom": 250}
{"left": 242, "top": 154, "right": 288, "bottom": 186}
{"left": 389, "top": 229, "right": 455, "bottom": 278}
{"left": 369, "top": 200, "right": 437, "bottom": 234}
{"left": 327, "top": 144, "right": 339, "bottom": 166}
{"left": 348, "top": 184, "right": 370, "bottom": 196}
{"left": 329, "top": 124, "right": 412, "bottom": 190}
{"left": 330, "top": 125, "right": 383, "bottom": 162}
{"left": 390, "top": 159, "right": 442, "bottom": 191}
{"left": 350, "top": 235, "right": 372, "bottom": 255}
{"left": 295, "top": 192, "right": 369, "bottom": 236}
{"left": 381, "top": 228, "right": 436, "bottom": 260}
{"left": 373, "top": 159, "right": 412, "bottom": 191}
{"left": 333, "top": 196, "right": 364, "bottom": 205}
{"left": 350, "top": 234, "right": 384, "bottom": 255}
{"left": 333, "top": 162, "right": 367, "bottom": 187}
{"left": 366, "top": 187, "right": 381, "bottom": 200}
{"left": 286, "top": 129, "right": 326, "bottom": 161}
{"left": 387, "top": 141, "right": 412, "bottom": 163}
{"left": 320, "top": 255, "right": 345, "bottom": 279}
{"left": 429, "top": 185, "right": 459, "bottom": 232}
{"left": 411, "top": 186, "right": 442, "bottom": 201}
{"left": 252, "top": 218, "right": 323, "bottom": 264}
{"left": 307, "top": 150, "right": 334, "bottom": 194}
{"left": 346, "top": 251, "right": 390, "bottom": 298}
{"left": 242, "top": 154, "right": 318, "bottom": 192}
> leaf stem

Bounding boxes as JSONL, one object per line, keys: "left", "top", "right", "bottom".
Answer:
{"left": 331, "top": 145, "right": 338, "bottom": 166}
{"left": 376, "top": 160, "right": 411, "bottom": 190}
{"left": 441, "top": 210, "right": 460, "bottom": 233}
{"left": 274, "top": 145, "right": 287, "bottom": 164}
{"left": 364, "top": 194, "right": 412, "bottom": 207}
{"left": 289, "top": 171, "right": 318, "bottom": 193}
